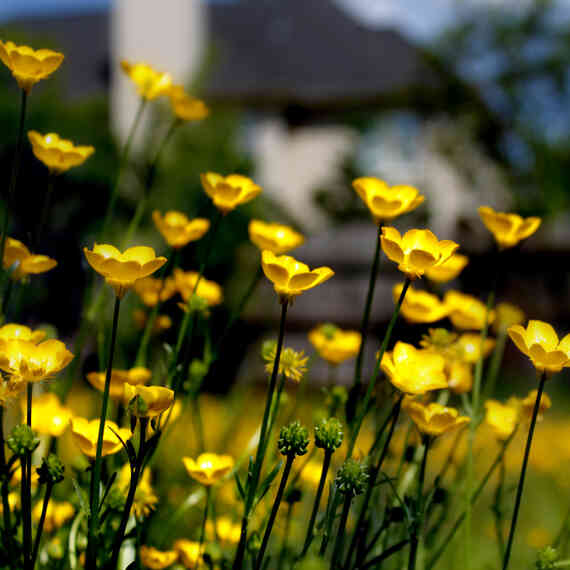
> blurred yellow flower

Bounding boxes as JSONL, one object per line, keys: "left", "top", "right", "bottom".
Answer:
{"left": 86, "top": 367, "right": 151, "bottom": 400}
{"left": 206, "top": 516, "right": 242, "bottom": 544}
{"left": 308, "top": 323, "right": 361, "bottom": 365}
{"left": 394, "top": 283, "right": 448, "bottom": 324}
{"left": 478, "top": 206, "right": 541, "bottom": 249}
{"left": 521, "top": 390, "right": 551, "bottom": 420}
{"left": 133, "top": 276, "right": 177, "bottom": 308}
{"left": 0, "top": 338, "right": 73, "bottom": 382}
{"left": 174, "top": 269, "right": 223, "bottom": 306}
{"left": 0, "top": 323, "right": 45, "bottom": 344}
{"left": 352, "top": 177, "right": 424, "bottom": 223}
{"left": 261, "top": 250, "right": 334, "bottom": 303}
{"left": 455, "top": 333, "right": 495, "bottom": 363}
{"left": 152, "top": 211, "right": 210, "bottom": 249}
{"left": 445, "top": 360, "right": 472, "bottom": 394}
{"left": 173, "top": 540, "right": 203, "bottom": 568}
{"left": 380, "top": 227, "right": 459, "bottom": 280}
{"left": 0, "top": 40, "right": 63, "bottom": 91}
{"left": 381, "top": 342, "right": 448, "bottom": 395}
{"left": 444, "top": 290, "right": 495, "bottom": 330}
{"left": 21, "top": 392, "right": 72, "bottom": 437}
{"left": 508, "top": 320, "right": 570, "bottom": 374}
{"left": 263, "top": 345, "right": 308, "bottom": 383}
{"left": 485, "top": 400, "right": 519, "bottom": 440}
{"left": 32, "top": 501, "right": 74, "bottom": 533}
{"left": 71, "top": 418, "right": 132, "bottom": 458}
{"left": 182, "top": 453, "right": 234, "bottom": 486}
{"left": 424, "top": 253, "right": 469, "bottom": 283}
{"left": 403, "top": 398, "right": 470, "bottom": 437}
{"left": 120, "top": 61, "right": 172, "bottom": 100}
{"left": 493, "top": 302, "right": 525, "bottom": 334}
{"left": 123, "top": 384, "right": 174, "bottom": 418}
{"left": 117, "top": 465, "right": 159, "bottom": 517}
{"left": 168, "top": 85, "right": 209, "bottom": 121}
{"left": 248, "top": 220, "right": 304, "bottom": 255}
{"left": 133, "top": 310, "right": 172, "bottom": 334}
{"left": 200, "top": 172, "right": 262, "bottom": 214}
{"left": 0, "top": 492, "right": 19, "bottom": 514}
{"left": 0, "top": 376, "right": 25, "bottom": 405}
{"left": 3, "top": 237, "right": 57, "bottom": 280}
{"left": 28, "top": 131, "right": 94, "bottom": 174}
{"left": 83, "top": 244, "right": 167, "bottom": 299}
{"left": 140, "top": 545, "right": 178, "bottom": 569}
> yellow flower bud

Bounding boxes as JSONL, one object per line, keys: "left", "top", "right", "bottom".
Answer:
{"left": 168, "top": 85, "right": 209, "bottom": 121}
{"left": 123, "top": 384, "right": 174, "bottom": 418}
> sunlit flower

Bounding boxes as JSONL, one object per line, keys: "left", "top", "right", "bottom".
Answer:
{"left": 200, "top": 172, "right": 262, "bottom": 214}
{"left": 485, "top": 400, "right": 519, "bottom": 440}
{"left": 117, "top": 465, "right": 159, "bottom": 518}
{"left": 308, "top": 323, "right": 361, "bottom": 365}
{"left": 261, "top": 250, "right": 334, "bottom": 303}
{"left": 352, "top": 177, "right": 424, "bottom": 223}
{"left": 493, "top": 302, "right": 525, "bottom": 334}
{"left": 182, "top": 453, "right": 234, "bottom": 486}
{"left": 83, "top": 244, "right": 167, "bottom": 298}
{"left": 521, "top": 389, "right": 551, "bottom": 420}
{"left": 152, "top": 211, "right": 210, "bottom": 249}
{"left": 508, "top": 320, "right": 570, "bottom": 374}
{"left": 21, "top": 392, "right": 72, "bottom": 436}
{"left": 248, "top": 220, "right": 305, "bottom": 255}
{"left": 140, "top": 545, "right": 178, "bottom": 569}
{"left": 403, "top": 398, "right": 470, "bottom": 437}
{"left": 86, "top": 367, "right": 151, "bottom": 400}
{"left": 123, "top": 384, "right": 174, "bottom": 418}
{"left": 133, "top": 310, "right": 172, "bottom": 334}
{"left": 380, "top": 227, "right": 459, "bottom": 280}
{"left": 27, "top": 131, "right": 94, "bottom": 174}
{"left": 263, "top": 345, "right": 308, "bottom": 383}
{"left": 424, "top": 253, "right": 469, "bottom": 283}
{"left": 445, "top": 360, "right": 472, "bottom": 394}
{"left": 32, "top": 501, "right": 74, "bottom": 533}
{"left": 444, "top": 291, "right": 495, "bottom": 330}
{"left": 381, "top": 342, "right": 448, "bottom": 395}
{"left": 3, "top": 237, "right": 57, "bottom": 280}
{"left": 394, "top": 283, "right": 448, "bottom": 324}
{"left": 71, "top": 418, "right": 132, "bottom": 458}
{"left": 120, "top": 61, "right": 172, "bottom": 100}
{"left": 478, "top": 206, "right": 541, "bottom": 249}
{"left": 0, "top": 324, "right": 45, "bottom": 344}
{"left": 0, "top": 40, "right": 63, "bottom": 91}
{"left": 133, "top": 276, "right": 177, "bottom": 307}
{"left": 173, "top": 540, "right": 203, "bottom": 568}
{"left": 168, "top": 85, "right": 209, "bottom": 121}
{"left": 455, "top": 333, "right": 496, "bottom": 363}
{"left": 173, "top": 269, "right": 223, "bottom": 306}
{"left": 206, "top": 516, "right": 242, "bottom": 544}
{"left": 0, "top": 338, "right": 73, "bottom": 382}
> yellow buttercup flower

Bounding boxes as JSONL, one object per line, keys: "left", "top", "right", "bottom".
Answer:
{"left": 21, "top": 392, "right": 72, "bottom": 437}
{"left": 485, "top": 400, "right": 519, "bottom": 440}
{"left": 120, "top": 61, "right": 172, "bottom": 100}
{"left": 508, "top": 320, "right": 570, "bottom": 374}
{"left": 424, "top": 253, "right": 469, "bottom": 283}
{"left": 200, "top": 172, "right": 262, "bottom": 214}
{"left": 478, "top": 206, "right": 541, "bottom": 249}
{"left": 263, "top": 345, "right": 308, "bottom": 383}
{"left": 140, "top": 545, "right": 178, "bottom": 569}
{"left": 380, "top": 227, "right": 459, "bottom": 280}
{"left": 173, "top": 269, "right": 223, "bottom": 306}
{"left": 71, "top": 418, "right": 132, "bottom": 458}
{"left": 3, "top": 237, "right": 57, "bottom": 280}
{"left": 83, "top": 244, "right": 167, "bottom": 299}
{"left": 86, "top": 367, "right": 151, "bottom": 400}
{"left": 0, "top": 338, "right": 73, "bottom": 383}
{"left": 394, "top": 283, "right": 448, "bottom": 324}
{"left": 27, "top": 131, "right": 94, "bottom": 174}
{"left": 168, "top": 85, "right": 209, "bottom": 121}
{"left": 152, "top": 211, "right": 210, "bottom": 249}
{"left": 261, "top": 250, "right": 334, "bottom": 303}
{"left": 381, "top": 342, "right": 448, "bottom": 395}
{"left": 0, "top": 40, "right": 63, "bottom": 91}
{"left": 403, "top": 398, "right": 470, "bottom": 437}
{"left": 493, "top": 302, "right": 525, "bottom": 334}
{"left": 308, "top": 323, "right": 361, "bottom": 365}
{"left": 117, "top": 465, "right": 159, "bottom": 517}
{"left": 133, "top": 276, "right": 177, "bottom": 308}
{"left": 248, "top": 220, "right": 305, "bottom": 255}
{"left": 173, "top": 540, "right": 203, "bottom": 568}
{"left": 0, "top": 376, "right": 25, "bottom": 405}
{"left": 521, "top": 389, "right": 551, "bottom": 420}
{"left": 206, "top": 516, "right": 242, "bottom": 544}
{"left": 455, "top": 333, "right": 495, "bottom": 363}
{"left": 445, "top": 360, "right": 472, "bottom": 394}
{"left": 32, "top": 501, "right": 74, "bottom": 533}
{"left": 444, "top": 291, "right": 495, "bottom": 330}
{"left": 352, "top": 177, "right": 424, "bottom": 223}
{"left": 123, "top": 384, "right": 174, "bottom": 418}
{"left": 133, "top": 310, "right": 172, "bottom": 334}
{"left": 0, "top": 324, "right": 45, "bottom": 344}
{"left": 182, "top": 453, "right": 234, "bottom": 486}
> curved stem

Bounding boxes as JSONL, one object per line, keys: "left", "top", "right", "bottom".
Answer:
{"left": 31, "top": 483, "right": 53, "bottom": 568}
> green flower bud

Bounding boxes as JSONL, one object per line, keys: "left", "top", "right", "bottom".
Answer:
{"left": 7, "top": 424, "right": 39, "bottom": 456}
{"left": 278, "top": 421, "right": 310, "bottom": 457}
{"left": 320, "top": 323, "right": 338, "bottom": 340}
{"left": 335, "top": 459, "right": 368, "bottom": 497}
{"left": 261, "top": 339, "right": 277, "bottom": 361}
{"left": 128, "top": 394, "right": 149, "bottom": 417}
{"left": 536, "top": 546, "right": 559, "bottom": 569}
{"left": 314, "top": 418, "right": 343, "bottom": 452}
{"left": 188, "top": 294, "right": 210, "bottom": 315}
{"left": 326, "top": 385, "right": 348, "bottom": 408}
{"left": 37, "top": 454, "right": 65, "bottom": 485}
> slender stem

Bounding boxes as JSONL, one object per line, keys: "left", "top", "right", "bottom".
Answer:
{"left": 255, "top": 455, "right": 294, "bottom": 570}
{"left": 0, "top": 408, "right": 14, "bottom": 562}
{"left": 86, "top": 296, "right": 122, "bottom": 570}
{"left": 31, "top": 482, "right": 53, "bottom": 568}
{"left": 408, "top": 436, "right": 430, "bottom": 570}
{"left": 492, "top": 456, "right": 506, "bottom": 565}
{"left": 330, "top": 494, "right": 352, "bottom": 569}
{"left": 277, "top": 502, "right": 293, "bottom": 570}
{"left": 34, "top": 173, "right": 55, "bottom": 250}
{"left": 502, "top": 372, "right": 546, "bottom": 570}
{"left": 23, "top": 383, "right": 33, "bottom": 569}
{"left": 197, "top": 486, "right": 211, "bottom": 569}
{"left": 347, "top": 277, "right": 410, "bottom": 458}
{"left": 358, "top": 539, "right": 410, "bottom": 569}
{"left": 482, "top": 328, "right": 508, "bottom": 402}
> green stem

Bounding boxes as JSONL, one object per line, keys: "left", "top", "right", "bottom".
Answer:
{"left": 197, "top": 486, "right": 211, "bottom": 568}
{"left": 0, "top": 408, "right": 14, "bottom": 563}
{"left": 359, "top": 539, "right": 410, "bottom": 569}
{"left": 34, "top": 173, "right": 55, "bottom": 250}
{"left": 330, "top": 494, "right": 352, "bottom": 569}
{"left": 347, "top": 277, "right": 410, "bottom": 458}
{"left": 482, "top": 328, "right": 507, "bottom": 402}
{"left": 86, "top": 296, "right": 122, "bottom": 570}
{"left": 24, "top": 383, "right": 33, "bottom": 569}
{"left": 31, "top": 482, "right": 53, "bottom": 568}
{"left": 502, "top": 371, "right": 546, "bottom": 570}
{"left": 192, "top": 395, "right": 205, "bottom": 453}
{"left": 492, "top": 455, "right": 506, "bottom": 565}
{"left": 277, "top": 502, "right": 293, "bottom": 570}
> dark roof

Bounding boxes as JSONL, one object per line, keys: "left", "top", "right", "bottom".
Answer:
{"left": 206, "top": 0, "right": 442, "bottom": 107}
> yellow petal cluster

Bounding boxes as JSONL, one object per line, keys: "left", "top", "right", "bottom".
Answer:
{"left": 455, "top": 333, "right": 496, "bottom": 363}
{"left": 0, "top": 324, "right": 45, "bottom": 343}
{"left": 182, "top": 453, "right": 234, "bottom": 486}
{"left": 380, "top": 227, "right": 459, "bottom": 280}
{"left": 485, "top": 400, "right": 519, "bottom": 440}
{"left": 394, "top": 283, "right": 448, "bottom": 324}
{"left": 261, "top": 250, "right": 334, "bottom": 303}
{"left": 71, "top": 418, "right": 132, "bottom": 458}
{"left": 173, "top": 540, "right": 203, "bottom": 568}
{"left": 206, "top": 516, "right": 242, "bottom": 544}
{"left": 352, "top": 177, "right": 424, "bottom": 223}
{"left": 3, "top": 237, "right": 57, "bottom": 280}
{"left": 83, "top": 244, "right": 167, "bottom": 298}
{"left": 478, "top": 206, "right": 541, "bottom": 249}
{"left": 403, "top": 398, "right": 470, "bottom": 437}
{"left": 424, "top": 253, "right": 469, "bottom": 283}
{"left": 263, "top": 346, "right": 308, "bottom": 383}
{"left": 168, "top": 85, "right": 209, "bottom": 121}
{"left": 0, "top": 40, "right": 63, "bottom": 91}
{"left": 308, "top": 324, "right": 361, "bottom": 365}
{"left": 28, "top": 131, "right": 94, "bottom": 174}
{"left": 21, "top": 392, "right": 72, "bottom": 437}
{"left": 123, "top": 384, "right": 174, "bottom": 418}
{"left": 508, "top": 320, "right": 570, "bottom": 374}
{"left": 200, "top": 172, "right": 262, "bottom": 214}
{"left": 32, "top": 501, "right": 74, "bottom": 533}
{"left": 173, "top": 269, "right": 223, "bottom": 306}
{"left": 444, "top": 291, "right": 495, "bottom": 330}
{"left": 120, "top": 61, "right": 172, "bottom": 100}
{"left": 140, "top": 545, "right": 178, "bottom": 569}
{"left": 86, "top": 367, "right": 151, "bottom": 400}
{"left": 152, "top": 211, "right": 210, "bottom": 249}
{"left": 249, "top": 220, "right": 304, "bottom": 255}
{"left": 0, "top": 376, "right": 25, "bottom": 406}
{"left": 133, "top": 276, "right": 177, "bottom": 307}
